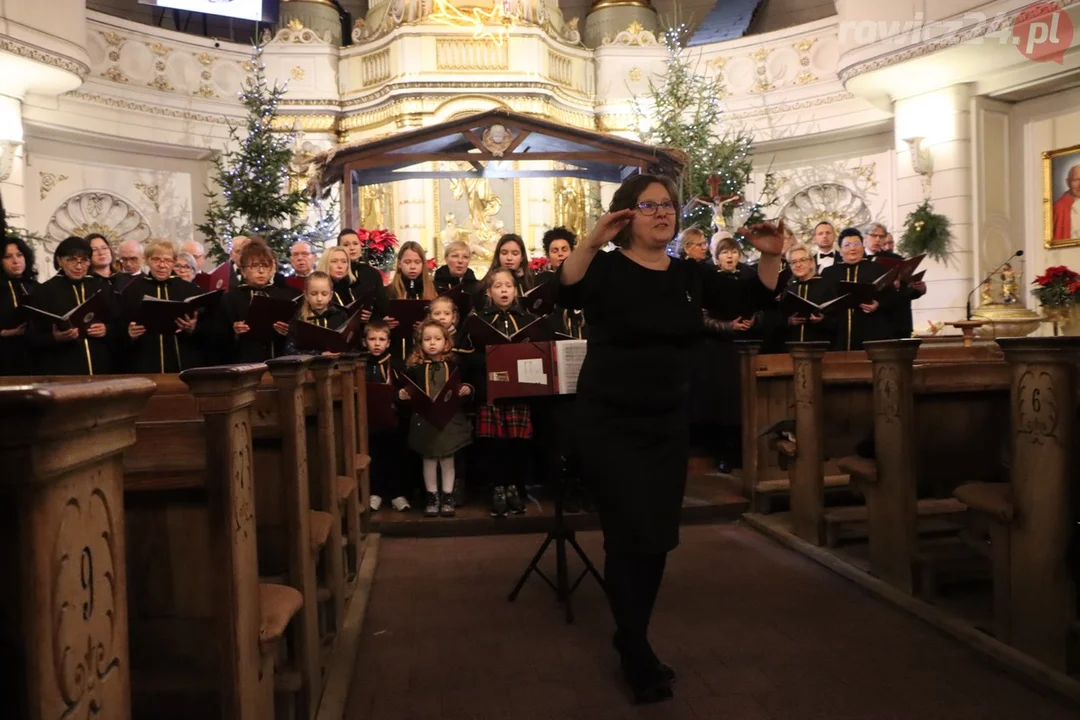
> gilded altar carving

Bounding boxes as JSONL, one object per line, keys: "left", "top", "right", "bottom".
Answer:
{"left": 359, "top": 184, "right": 392, "bottom": 229}
{"left": 553, "top": 177, "right": 586, "bottom": 239}
{"left": 51, "top": 485, "right": 122, "bottom": 718}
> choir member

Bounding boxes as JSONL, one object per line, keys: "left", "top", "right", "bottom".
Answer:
{"left": 780, "top": 243, "right": 837, "bottom": 344}
{"left": 117, "top": 238, "right": 145, "bottom": 275}
{"left": 174, "top": 252, "right": 198, "bottom": 283}
{"left": 433, "top": 240, "right": 477, "bottom": 294}
{"left": 26, "top": 236, "right": 118, "bottom": 375}
{"left": 180, "top": 239, "right": 208, "bottom": 273}
{"left": 318, "top": 246, "right": 360, "bottom": 307}
{"left": 541, "top": 228, "right": 585, "bottom": 338}
{"left": 218, "top": 239, "right": 294, "bottom": 362}
{"left": 289, "top": 240, "right": 317, "bottom": 279}
{"left": 364, "top": 320, "right": 411, "bottom": 513}
{"left": 227, "top": 235, "right": 250, "bottom": 289}
{"left": 811, "top": 221, "right": 839, "bottom": 270}
{"left": 122, "top": 239, "right": 205, "bottom": 373}
{"left": 677, "top": 228, "right": 709, "bottom": 263}
{"left": 558, "top": 173, "right": 782, "bottom": 704}
{"left": 337, "top": 229, "right": 389, "bottom": 314}
{"left": 868, "top": 222, "right": 926, "bottom": 338}
{"left": 820, "top": 227, "right": 895, "bottom": 350}
{"left": 0, "top": 235, "right": 38, "bottom": 376}
{"left": 387, "top": 241, "right": 437, "bottom": 300}
{"left": 484, "top": 233, "right": 535, "bottom": 294}
{"left": 87, "top": 233, "right": 115, "bottom": 280}
{"left": 284, "top": 272, "right": 349, "bottom": 356}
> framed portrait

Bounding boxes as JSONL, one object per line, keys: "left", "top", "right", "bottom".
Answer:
{"left": 1043, "top": 143, "right": 1080, "bottom": 249}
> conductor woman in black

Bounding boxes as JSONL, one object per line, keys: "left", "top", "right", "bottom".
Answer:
{"left": 559, "top": 174, "right": 782, "bottom": 704}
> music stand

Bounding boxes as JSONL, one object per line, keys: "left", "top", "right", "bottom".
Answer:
{"left": 507, "top": 454, "right": 604, "bottom": 624}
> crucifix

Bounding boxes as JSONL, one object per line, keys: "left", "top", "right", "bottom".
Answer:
{"left": 706, "top": 173, "right": 742, "bottom": 205}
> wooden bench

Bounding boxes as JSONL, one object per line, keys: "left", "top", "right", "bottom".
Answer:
{"left": 737, "top": 339, "right": 1006, "bottom": 508}
{"left": 0, "top": 377, "right": 156, "bottom": 720}
{"left": 951, "top": 337, "right": 1080, "bottom": 674}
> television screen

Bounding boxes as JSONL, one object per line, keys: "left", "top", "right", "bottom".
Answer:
{"left": 138, "top": 0, "right": 278, "bottom": 23}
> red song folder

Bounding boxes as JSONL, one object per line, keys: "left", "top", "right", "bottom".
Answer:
{"left": 366, "top": 380, "right": 401, "bottom": 430}
{"left": 398, "top": 367, "right": 464, "bottom": 430}
{"left": 246, "top": 294, "right": 300, "bottom": 342}
{"left": 195, "top": 263, "right": 232, "bottom": 292}
{"left": 387, "top": 298, "right": 431, "bottom": 345}
{"left": 463, "top": 314, "right": 554, "bottom": 346}
{"left": 485, "top": 339, "right": 587, "bottom": 401}
{"left": 520, "top": 278, "right": 559, "bottom": 316}
{"left": 25, "top": 289, "right": 114, "bottom": 333}
{"left": 874, "top": 254, "right": 926, "bottom": 283}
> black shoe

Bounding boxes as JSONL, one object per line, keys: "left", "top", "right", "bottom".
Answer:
{"left": 424, "top": 491, "right": 439, "bottom": 517}
{"left": 490, "top": 486, "right": 508, "bottom": 518}
{"left": 613, "top": 632, "right": 675, "bottom": 683}
{"left": 619, "top": 652, "right": 673, "bottom": 705}
{"left": 506, "top": 485, "right": 525, "bottom": 514}
{"left": 440, "top": 491, "right": 456, "bottom": 517}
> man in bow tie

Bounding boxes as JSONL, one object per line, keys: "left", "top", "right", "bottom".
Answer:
{"left": 811, "top": 221, "right": 838, "bottom": 270}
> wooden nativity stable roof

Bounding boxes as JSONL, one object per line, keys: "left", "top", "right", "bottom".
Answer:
{"left": 308, "top": 109, "right": 687, "bottom": 191}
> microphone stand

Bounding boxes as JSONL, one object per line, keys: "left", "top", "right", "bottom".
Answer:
{"left": 967, "top": 251, "right": 1023, "bottom": 320}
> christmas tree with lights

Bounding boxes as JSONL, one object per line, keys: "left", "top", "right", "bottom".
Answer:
{"left": 198, "top": 43, "right": 327, "bottom": 264}
{"left": 633, "top": 24, "right": 760, "bottom": 236}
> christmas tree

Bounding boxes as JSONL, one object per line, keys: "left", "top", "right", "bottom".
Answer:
{"left": 198, "top": 43, "right": 329, "bottom": 264}
{"left": 633, "top": 23, "right": 761, "bottom": 237}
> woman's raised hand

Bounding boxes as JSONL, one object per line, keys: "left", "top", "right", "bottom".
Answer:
{"left": 584, "top": 209, "right": 634, "bottom": 249}
{"left": 737, "top": 219, "right": 787, "bottom": 257}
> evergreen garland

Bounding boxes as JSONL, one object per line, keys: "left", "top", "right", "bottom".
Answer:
{"left": 197, "top": 43, "right": 331, "bottom": 264}
{"left": 899, "top": 200, "right": 954, "bottom": 262}
{"left": 632, "top": 24, "right": 759, "bottom": 242}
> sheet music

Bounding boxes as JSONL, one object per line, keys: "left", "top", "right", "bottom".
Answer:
{"left": 554, "top": 340, "right": 587, "bottom": 394}
{"left": 517, "top": 358, "right": 548, "bottom": 385}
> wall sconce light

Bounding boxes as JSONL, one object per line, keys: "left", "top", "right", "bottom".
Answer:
{"left": 903, "top": 136, "right": 934, "bottom": 195}
{"left": 0, "top": 140, "right": 21, "bottom": 183}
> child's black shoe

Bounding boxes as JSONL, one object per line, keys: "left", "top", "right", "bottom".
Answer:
{"left": 506, "top": 485, "right": 525, "bottom": 514}
{"left": 424, "top": 491, "right": 439, "bottom": 517}
{"left": 440, "top": 491, "right": 456, "bottom": 517}
{"left": 490, "top": 486, "right": 508, "bottom": 518}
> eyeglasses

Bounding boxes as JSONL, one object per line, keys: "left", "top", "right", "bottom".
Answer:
{"left": 243, "top": 263, "right": 273, "bottom": 271}
{"left": 61, "top": 256, "right": 91, "bottom": 266}
{"left": 635, "top": 201, "right": 677, "bottom": 216}
{"left": 149, "top": 256, "right": 175, "bottom": 265}
{"left": 868, "top": 232, "right": 887, "bottom": 238}
{"left": 841, "top": 241, "right": 863, "bottom": 249}
{"left": 790, "top": 258, "right": 813, "bottom": 266}
{"left": 175, "top": 264, "right": 193, "bottom": 273}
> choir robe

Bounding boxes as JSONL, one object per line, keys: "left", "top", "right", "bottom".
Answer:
{"left": 121, "top": 275, "right": 208, "bottom": 373}
{"left": 350, "top": 260, "right": 390, "bottom": 318}
{"left": 872, "top": 250, "right": 924, "bottom": 339}
{"left": 821, "top": 259, "right": 896, "bottom": 351}
{"left": 782, "top": 275, "right": 838, "bottom": 344}
{"left": 218, "top": 283, "right": 296, "bottom": 363}
{"left": 25, "top": 273, "right": 119, "bottom": 375}
{"left": 365, "top": 350, "right": 405, "bottom": 384}
{"left": 464, "top": 306, "right": 538, "bottom": 403}
{"left": 284, "top": 305, "right": 349, "bottom": 356}
{"left": 433, "top": 265, "right": 477, "bottom": 294}
{"left": 0, "top": 274, "right": 37, "bottom": 376}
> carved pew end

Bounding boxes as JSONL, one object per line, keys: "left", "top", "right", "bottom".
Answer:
{"left": 310, "top": 510, "right": 334, "bottom": 553}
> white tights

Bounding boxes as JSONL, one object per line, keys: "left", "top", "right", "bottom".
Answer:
{"left": 422, "top": 456, "right": 455, "bottom": 494}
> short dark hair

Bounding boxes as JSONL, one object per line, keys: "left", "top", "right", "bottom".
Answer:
{"left": 2, "top": 235, "right": 38, "bottom": 280}
{"left": 608, "top": 174, "right": 680, "bottom": 248}
{"left": 338, "top": 228, "right": 358, "bottom": 242}
{"left": 542, "top": 227, "right": 576, "bottom": 255}
{"left": 838, "top": 227, "right": 863, "bottom": 244}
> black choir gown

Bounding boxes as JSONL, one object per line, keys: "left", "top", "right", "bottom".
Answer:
{"left": 349, "top": 260, "right": 390, "bottom": 317}
{"left": 218, "top": 284, "right": 297, "bottom": 363}
{"left": 820, "top": 259, "right": 896, "bottom": 351}
{"left": 25, "top": 273, "right": 118, "bottom": 375}
{"left": 0, "top": 274, "right": 37, "bottom": 376}
{"left": 284, "top": 305, "right": 349, "bottom": 356}
{"left": 783, "top": 276, "right": 839, "bottom": 345}
{"left": 433, "top": 265, "right": 477, "bottom": 294}
{"left": 562, "top": 250, "right": 774, "bottom": 553}
{"left": 121, "top": 275, "right": 208, "bottom": 373}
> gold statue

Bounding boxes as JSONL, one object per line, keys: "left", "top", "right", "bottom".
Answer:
{"left": 980, "top": 279, "right": 995, "bottom": 306}
{"left": 360, "top": 183, "right": 389, "bottom": 229}
{"left": 450, "top": 176, "right": 501, "bottom": 260}
{"left": 1000, "top": 264, "right": 1018, "bottom": 304}
{"left": 438, "top": 213, "right": 464, "bottom": 263}
{"left": 554, "top": 177, "right": 586, "bottom": 239}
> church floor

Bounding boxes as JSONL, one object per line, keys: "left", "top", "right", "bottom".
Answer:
{"left": 343, "top": 523, "right": 1077, "bottom": 720}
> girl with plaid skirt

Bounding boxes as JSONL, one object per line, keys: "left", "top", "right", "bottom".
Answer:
{"left": 463, "top": 267, "right": 537, "bottom": 517}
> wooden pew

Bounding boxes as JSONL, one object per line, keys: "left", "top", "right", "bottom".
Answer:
{"left": 0, "top": 378, "right": 155, "bottom": 720}
{"left": 349, "top": 356, "right": 373, "bottom": 537}
{"left": 331, "top": 354, "right": 364, "bottom": 578}
{"left": 738, "top": 340, "right": 1006, "bottom": 512}
{"left": 833, "top": 339, "right": 1009, "bottom": 595}
{"left": 124, "top": 365, "right": 303, "bottom": 720}
{"left": 953, "top": 337, "right": 1080, "bottom": 674}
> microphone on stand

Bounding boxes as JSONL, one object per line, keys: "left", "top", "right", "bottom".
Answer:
{"left": 967, "top": 250, "right": 1024, "bottom": 320}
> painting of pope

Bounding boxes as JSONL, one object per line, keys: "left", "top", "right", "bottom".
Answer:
{"left": 1045, "top": 144, "right": 1080, "bottom": 248}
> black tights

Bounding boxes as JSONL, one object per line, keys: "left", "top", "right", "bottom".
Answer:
{"left": 603, "top": 549, "right": 668, "bottom": 664}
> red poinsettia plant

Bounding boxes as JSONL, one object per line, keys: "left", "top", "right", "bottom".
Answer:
{"left": 1032, "top": 265, "right": 1080, "bottom": 308}
{"left": 529, "top": 256, "right": 550, "bottom": 272}
{"left": 427, "top": 257, "right": 438, "bottom": 271}
{"left": 356, "top": 228, "right": 398, "bottom": 273}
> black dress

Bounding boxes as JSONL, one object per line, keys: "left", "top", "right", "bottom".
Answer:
{"left": 820, "top": 259, "right": 896, "bottom": 351}
{"left": 121, "top": 275, "right": 208, "bottom": 373}
{"left": 217, "top": 284, "right": 296, "bottom": 363}
{"left": 564, "top": 250, "right": 773, "bottom": 553}
{"left": 0, "top": 274, "right": 37, "bottom": 376}
{"left": 25, "top": 273, "right": 118, "bottom": 375}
